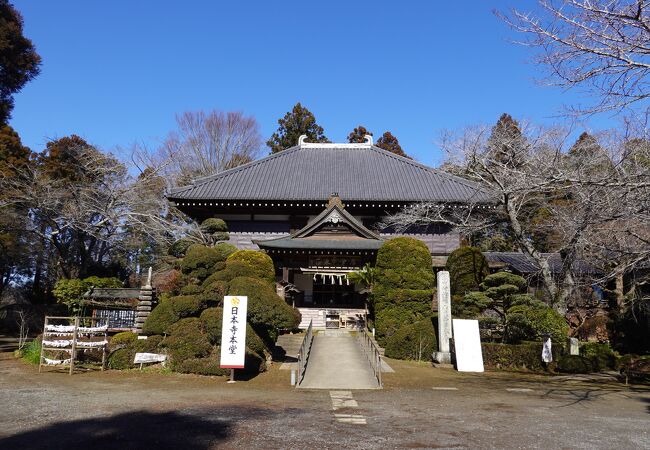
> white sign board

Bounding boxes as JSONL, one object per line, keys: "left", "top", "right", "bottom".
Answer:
{"left": 220, "top": 296, "right": 248, "bottom": 369}
{"left": 452, "top": 319, "right": 484, "bottom": 372}
{"left": 133, "top": 352, "right": 167, "bottom": 364}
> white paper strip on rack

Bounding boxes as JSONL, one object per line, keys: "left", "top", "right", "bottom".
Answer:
{"left": 220, "top": 296, "right": 248, "bottom": 369}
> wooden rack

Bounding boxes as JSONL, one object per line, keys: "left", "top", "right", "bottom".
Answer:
{"left": 38, "top": 316, "right": 108, "bottom": 375}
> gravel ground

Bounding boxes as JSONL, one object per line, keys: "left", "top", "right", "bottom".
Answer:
{"left": 0, "top": 351, "right": 648, "bottom": 449}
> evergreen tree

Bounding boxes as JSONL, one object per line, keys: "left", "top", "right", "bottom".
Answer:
{"left": 0, "top": 1, "right": 41, "bottom": 124}
{"left": 347, "top": 125, "right": 373, "bottom": 143}
{"left": 486, "top": 113, "right": 526, "bottom": 167}
{"left": 266, "top": 103, "right": 328, "bottom": 153}
{"left": 376, "top": 131, "right": 409, "bottom": 158}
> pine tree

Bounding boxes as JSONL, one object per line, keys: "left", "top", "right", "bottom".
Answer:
{"left": 347, "top": 125, "right": 373, "bottom": 143}
{"left": 266, "top": 103, "right": 328, "bottom": 153}
{"left": 0, "top": 1, "right": 41, "bottom": 124}
{"left": 376, "top": 131, "right": 409, "bottom": 158}
{"left": 486, "top": 113, "right": 526, "bottom": 167}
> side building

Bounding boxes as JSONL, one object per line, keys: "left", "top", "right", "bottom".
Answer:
{"left": 167, "top": 136, "right": 491, "bottom": 328}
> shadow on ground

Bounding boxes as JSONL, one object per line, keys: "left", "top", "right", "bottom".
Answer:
{"left": 0, "top": 406, "right": 273, "bottom": 450}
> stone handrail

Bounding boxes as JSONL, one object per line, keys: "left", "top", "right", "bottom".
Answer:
{"left": 358, "top": 330, "right": 383, "bottom": 387}
{"left": 296, "top": 319, "right": 314, "bottom": 386}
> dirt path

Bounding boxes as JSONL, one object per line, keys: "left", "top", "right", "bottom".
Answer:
{"left": 1, "top": 352, "right": 648, "bottom": 449}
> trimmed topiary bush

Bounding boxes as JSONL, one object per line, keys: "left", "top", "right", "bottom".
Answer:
{"left": 557, "top": 355, "right": 595, "bottom": 373}
{"left": 227, "top": 276, "right": 300, "bottom": 343}
{"left": 201, "top": 218, "right": 228, "bottom": 234}
{"left": 445, "top": 246, "right": 489, "bottom": 296}
{"left": 108, "top": 348, "right": 134, "bottom": 370}
{"left": 203, "top": 250, "right": 277, "bottom": 288}
{"left": 375, "top": 306, "right": 418, "bottom": 344}
{"left": 482, "top": 342, "right": 561, "bottom": 372}
{"left": 505, "top": 298, "right": 568, "bottom": 344}
{"left": 180, "top": 284, "right": 203, "bottom": 295}
{"left": 385, "top": 317, "right": 437, "bottom": 361}
{"left": 142, "top": 299, "right": 179, "bottom": 335}
{"left": 180, "top": 243, "right": 237, "bottom": 281}
{"left": 165, "top": 318, "right": 212, "bottom": 366}
{"left": 199, "top": 307, "right": 223, "bottom": 345}
{"left": 168, "top": 239, "right": 193, "bottom": 258}
{"left": 199, "top": 280, "right": 228, "bottom": 305}
{"left": 373, "top": 237, "right": 435, "bottom": 345}
{"left": 176, "top": 352, "right": 230, "bottom": 376}
{"left": 109, "top": 331, "right": 137, "bottom": 351}
{"left": 169, "top": 295, "right": 205, "bottom": 318}
{"left": 580, "top": 342, "right": 618, "bottom": 371}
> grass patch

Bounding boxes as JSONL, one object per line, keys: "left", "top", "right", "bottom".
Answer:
{"left": 19, "top": 339, "right": 41, "bottom": 365}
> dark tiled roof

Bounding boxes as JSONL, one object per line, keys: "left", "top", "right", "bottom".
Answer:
{"left": 168, "top": 144, "right": 492, "bottom": 203}
{"left": 255, "top": 195, "right": 383, "bottom": 251}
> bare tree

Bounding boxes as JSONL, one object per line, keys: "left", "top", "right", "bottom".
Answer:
{"left": 384, "top": 121, "right": 650, "bottom": 315}
{"left": 156, "top": 110, "right": 262, "bottom": 185}
{"left": 499, "top": 0, "right": 650, "bottom": 114}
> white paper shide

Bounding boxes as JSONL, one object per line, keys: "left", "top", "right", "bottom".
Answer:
{"left": 220, "top": 296, "right": 248, "bottom": 369}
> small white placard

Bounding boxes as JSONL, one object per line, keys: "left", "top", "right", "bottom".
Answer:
{"left": 452, "top": 319, "right": 484, "bottom": 372}
{"left": 220, "top": 296, "right": 248, "bottom": 369}
{"left": 137, "top": 335, "right": 148, "bottom": 340}
{"left": 133, "top": 352, "right": 167, "bottom": 364}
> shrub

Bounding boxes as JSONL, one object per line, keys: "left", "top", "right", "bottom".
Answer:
{"left": 168, "top": 239, "right": 193, "bottom": 258}
{"left": 445, "top": 246, "right": 489, "bottom": 296}
{"left": 200, "top": 280, "right": 228, "bottom": 305}
{"left": 108, "top": 348, "right": 134, "bottom": 370}
{"left": 225, "top": 250, "right": 275, "bottom": 284}
{"left": 199, "top": 306, "right": 270, "bottom": 357}
{"left": 227, "top": 276, "right": 300, "bottom": 343}
{"left": 201, "top": 218, "right": 228, "bottom": 234}
{"left": 142, "top": 300, "right": 179, "bottom": 335}
{"left": 375, "top": 306, "right": 419, "bottom": 345}
{"left": 385, "top": 318, "right": 437, "bottom": 360}
{"left": 200, "top": 307, "right": 223, "bottom": 345}
{"left": 109, "top": 331, "right": 137, "bottom": 351}
{"left": 557, "top": 355, "right": 595, "bottom": 373}
{"left": 21, "top": 337, "right": 42, "bottom": 365}
{"left": 180, "top": 243, "right": 236, "bottom": 281}
{"left": 580, "top": 342, "right": 618, "bottom": 371}
{"left": 180, "top": 284, "right": 203, "bottom": 295}
{"left": 176, "top": 352, "right": 230, "bottom": 376}
{"left": 482, "top": 342, "right": 561, "bottom": 372}
{"left": 165, "top": 318, "right": 212, "bottom": 366}
{"left": 169, "top": 295, "right": 205, "bottom": 318}
{"left": 505, "top": 299, "right": 568, "bottom": 344}
{"left": 375, "top": 237, "right": 434, "bottom": 293}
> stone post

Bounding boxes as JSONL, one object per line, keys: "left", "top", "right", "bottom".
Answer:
{"left": 134, "top": 267, "right": 155, "bottom": 333}
{"left": 568, "top": 337, "right": 579, "bottom": 355}
{"left": 433, "top": 270, "right": 452, "bottom": 364}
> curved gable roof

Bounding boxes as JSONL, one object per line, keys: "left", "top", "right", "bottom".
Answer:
{"left": 168, "top": 144, "right": 491, "bottom": 203}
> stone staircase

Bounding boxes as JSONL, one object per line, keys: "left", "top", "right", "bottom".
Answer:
{"left": 274, "top": 333, "right": 305, "bottom": 361}
{"left": 297, "top": 308, "right": 326, "bottom": 329}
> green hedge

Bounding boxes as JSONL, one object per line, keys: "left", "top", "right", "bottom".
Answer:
{"left": 169, "top": 295, "right": 205, "bottom": 318}
{"left": 481, "top": 342, "right": 561, "bottom": 372}
{"left": 227, "top": 276, "right": 300, "bottom": 343}
{"left": 505, "top": 299, "right": 568, "bottom": 344}
{"left": 180, "top": 243, "right": 237, "bottom": 281}
{"left": 445, "top": 246, "right": 489, "bottom": 296}
{"left": 142, "top": 299, "right": 179, "bottom": 335}
{"left": 556, "top": 355, "right": 596, "bottom": 374}
{"left": 165, "top": 318, "right": 212, "bottom": 367}
{"left": 385, "top": 317, "right": 437, "bottom": 361}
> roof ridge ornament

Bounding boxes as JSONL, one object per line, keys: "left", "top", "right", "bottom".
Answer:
{"left": 298, "top": 135, "right": 308, "bottom": 146}
{"left": 364, "top": 134, "right": 373, "bottom": 145}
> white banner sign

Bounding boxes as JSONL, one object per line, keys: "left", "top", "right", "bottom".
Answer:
{"left": 220, "top": 296, "right": 248, "bottom": 369}
{"left": 452, "top": 319, "right": 484, "bottom": 372}
{"left": 133, "top": 352, "right": 167, "bottom": 364}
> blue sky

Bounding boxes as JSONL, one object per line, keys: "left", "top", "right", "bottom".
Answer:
{"left": 10, "top": 1, "right": 622, "bottom": 166}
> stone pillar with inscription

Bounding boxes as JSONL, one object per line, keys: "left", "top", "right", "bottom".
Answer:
{"left": 433, "top": 270, "right": 453, "bottom": 364}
